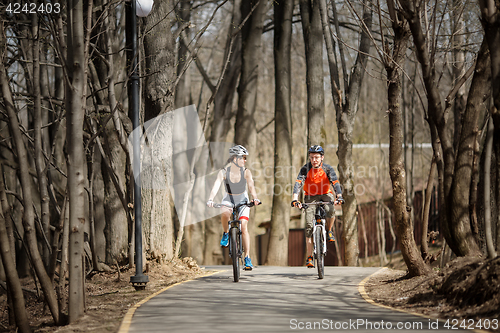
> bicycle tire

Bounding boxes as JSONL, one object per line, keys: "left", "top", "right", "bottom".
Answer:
{"left": 315, "top": 226, "right": 325, "bottom": 279}
{"left": 230, "top": 227, "right": 240, "bottom": 282}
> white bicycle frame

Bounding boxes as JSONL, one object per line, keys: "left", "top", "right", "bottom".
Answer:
{"left": 312, "top": 219, "right": 327, "bottom": 258}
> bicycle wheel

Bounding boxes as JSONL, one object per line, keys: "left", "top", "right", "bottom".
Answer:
{"left": 230, "top": 227, "right": 240, "bottom": 282}
{"left": 315, "top": 227, "right": 325, "bottom": 279}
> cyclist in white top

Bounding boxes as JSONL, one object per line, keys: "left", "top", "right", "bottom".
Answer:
{"left": 207, "top": 145, "right": 261, "bottom": 270}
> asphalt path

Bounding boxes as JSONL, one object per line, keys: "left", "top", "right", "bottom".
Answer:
{"left": 121, "top": 266, "right": 471, "bottom": 332}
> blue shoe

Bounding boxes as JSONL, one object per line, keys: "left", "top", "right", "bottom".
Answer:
{"left": 220, "top": 232, "right": 229, "bottom": 247}
{"left": 244, "top": 256, "right": 253, "bottom": 271}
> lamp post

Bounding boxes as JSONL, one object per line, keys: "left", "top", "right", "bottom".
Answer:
{"left": 126, "top": 0, "right": 153, "bottom": 291}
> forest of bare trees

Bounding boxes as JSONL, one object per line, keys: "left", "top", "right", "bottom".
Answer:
{"left": 0, "top": 0, "right": 499, "bottom": 330}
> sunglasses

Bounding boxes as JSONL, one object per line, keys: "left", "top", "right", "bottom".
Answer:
{"left": 238, "top": 156, "right": 247, "bottom": 161}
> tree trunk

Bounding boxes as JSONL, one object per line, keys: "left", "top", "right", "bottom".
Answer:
{"left": 210, "top": 0, "right": 242, "bottom": 151}
{"left": 186, "top": 146, "right": 208, "bottom": 263}
{"left": 175, "top": 0, "right": 193, "bottom": 109}
{"left": 235, "top": 0, "right": 267, "bottom": 150}
{"left": 174, "top": 0, "right": 194, "bottom": 258}
{"left": 0, "top": 174, "right": 31, "bottom": 332}
{"left": 102, "top": 123, "right": 129, "bottom": 264}
{"left": 452, "top": 0, "right": 467, "bottom": 151}
{"left": 334, "top": 0, "right": 372, "bottom": 266}
{"left": 234, "top": 0, "right": 268, "bottom": 262}
{"left": 0, "top": 23, "right": 60, "bottom": 325}
{"left": 66, "top": 0, "right": 87, "bottom": 322}
{"left": 400, "top": 0, "right": 481, "bottom": 257}
{"left": 142, "top": 0, "right": 177, "bottom": 261}
{"left": 103, "top": 0, "right": 132, "bottom": 265}
{"left": 386, "top": 6, "right": 431, "bottom": 277}
{"left": 496, "top": 116, "right": 500, "bottom": 253}
{"left": 266, "top": 0, "right": 293, "bottom": 266}
{"left": 318, "top": 0, "right": 340, "bottom": 110}
{"left": 478, "top": 0, "right": 500, "bottom": 255}
{"left": 449, "top": 39, "right": 490, "bottom": 257}
{"left": 204, "top": 0, "right": 242, "bottom": 265}
{"left": 479, "top": 0, "right": 500, "bottom": 112}
{"left": 31, "top": 13, "right": 51, "bottom": 268}
{"left": 421, "top": 158, "right": 437, "bottom": 263}
{"left": 300, "top": 0, "right": 326, "bottom": 147}
{"left": 483, "top": 117, "right": 497, "bottom": 258}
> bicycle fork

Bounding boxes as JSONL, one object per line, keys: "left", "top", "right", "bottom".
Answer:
{"left": 313, "top": 220, "right": 327, "bottom": 257}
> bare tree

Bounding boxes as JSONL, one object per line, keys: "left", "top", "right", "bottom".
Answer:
{"left": 0, "top": 164, "right": 30, "bottom": 332}
{"left": 173, "top": 0, "right": 195, "bottom": 258}
{"left": 234, "top": 0, "right": 268, "bottom": 261}
{"left": 452, "top": 0, "right": 467, "bottom": 150}
{"left": 266, "top": 0, "right": 294, "bottom": 266}
{"left": 421, "top": 158, "right": 438, "bottom": 263}
{"left": 204, "top": 0, "right": 242, "bottom": 265}
{"left": 483, "top": 116, "right": 497, "bottom": 258}
{"left": 0, "top": 19, "right": 60, "bottom": 327}
{"left": 478, "top": 0, "right": 500, "bottom": 257}
{"left": 384, "top": 0, "right": 431, "bottom": 277}
{"left": 66, "top": 0, "right": 87, "bottom": 322}
{"left": 322, "top": 0, "right": 372, "bottom": 266}
{"left": 31, "top": 13, "right": 51, "bottom": 268}
{"left": 141, "top": 0, "right": 178, "bottom": 261}
{"left": 300, "top": 0, "right": 326, "bottom": 147}
{"left": 399, "top": 0, "right": 483, "bottom": 257}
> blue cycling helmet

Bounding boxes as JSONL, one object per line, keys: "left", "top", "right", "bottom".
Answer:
{"left": 308, "top": 145, "right": 324, "bottom": 155}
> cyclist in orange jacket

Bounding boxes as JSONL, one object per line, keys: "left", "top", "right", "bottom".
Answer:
{"left": 291, "top": 145, "right": 343, "bottom": 268}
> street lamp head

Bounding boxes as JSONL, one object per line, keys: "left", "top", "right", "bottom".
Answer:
{"left": 136, "top": 0, "right": 154, "bottom": 17}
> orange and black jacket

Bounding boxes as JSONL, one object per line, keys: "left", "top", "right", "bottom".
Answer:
{"left": 293, "top": 162, "right": 342, "bottom": 197}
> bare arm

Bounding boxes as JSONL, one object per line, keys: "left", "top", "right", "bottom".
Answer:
{"left": 207, "top": 170, "right": 225, "bottom": 206}
{"left": 245, "top": 169, "right": 259, "bottom": 202}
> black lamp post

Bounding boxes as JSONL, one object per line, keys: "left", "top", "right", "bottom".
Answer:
{"left": 126, "top": 0, "right": 153, "bottom": 291}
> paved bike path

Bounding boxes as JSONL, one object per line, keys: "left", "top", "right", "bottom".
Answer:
{"left": 121, "top": 266, "right": 469, "bottom": 332}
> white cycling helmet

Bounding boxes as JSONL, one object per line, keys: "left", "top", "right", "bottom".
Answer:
{"left": 229, "top": 145, "right": 249, "bottom": 157}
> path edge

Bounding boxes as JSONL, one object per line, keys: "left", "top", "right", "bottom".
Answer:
{"left": 118, "top": 269, "right": 223, "bottom": 333}
{"left": 358, "top": 267, "right": 488, "bottom": 333}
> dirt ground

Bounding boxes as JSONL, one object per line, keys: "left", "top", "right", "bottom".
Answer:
{"left": 364, "top": 255, "right": 500, "bottom": 332}
{"left": 1, "top": 253, "right": 499, "bottom": 332}
{"left": 0, "top": 257, "right": 206, "bottom": 332}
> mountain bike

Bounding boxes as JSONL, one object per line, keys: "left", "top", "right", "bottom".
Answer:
{"left": 212, "top": 201, "right": 260, "bottom": 282}
{"left": 299, "top": 199, "right": 344, "bottom": 279}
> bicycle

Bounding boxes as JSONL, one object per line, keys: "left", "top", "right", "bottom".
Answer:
{"left": 211, "top": 200, "right": 260, "bottom": 282}
{"left": 297, "top": 199, "right": 344, "bottom": 279}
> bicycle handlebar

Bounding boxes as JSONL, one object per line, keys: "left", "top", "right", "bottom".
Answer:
{"left": 299, "top": 198, "right": 344, "bottom": 210}
{"left": 211, "top": 201, "right": 261, "bottom": 210}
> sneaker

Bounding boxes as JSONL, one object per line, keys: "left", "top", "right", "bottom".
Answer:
{"left": 306, "top": 256, "right": 314, "bottom": 268}
{"left": 244, "top": 256, "right": 253, "bottom": 271}
{"left": 327, "top": 230, "right": 336, "bottom": 242}
{"left": 220, "top": 232, "right": 229, "bottom": 247}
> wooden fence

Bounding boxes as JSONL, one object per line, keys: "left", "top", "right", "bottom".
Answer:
{"left": 257, "top": 188, "right": 440, "bottom": 266}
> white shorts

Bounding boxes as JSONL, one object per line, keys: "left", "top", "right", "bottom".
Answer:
{"left": 221, "top": 192, "right": 250, "bottom": 221}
